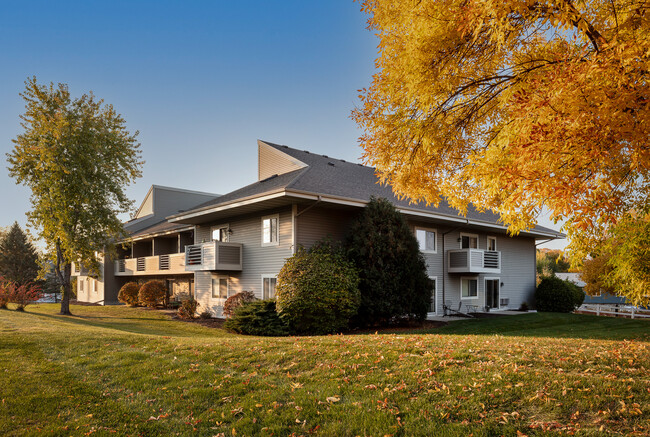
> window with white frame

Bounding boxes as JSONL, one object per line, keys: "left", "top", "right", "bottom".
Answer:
{"left": 487, "top": 236, "right": 497, "bottom": 251}
{"left": 461, "top": 277, "right": 478, "bottom": 299}
{"left": 460, "top": 233, "right": 478, "bottom": 249}
{"left": 428, "top": 276, "right": 437, "bottom": 313}
{"left": 212, "top": 224, "right": 229, "bottom": 242}
{"left": 262, "top": 275, "right": 277, "bottom": 299}
{"left": 93, "top": 279, "right": 98, "bottom": 293}
{"left": 261, "top": 215, "right": 279, "bottom": 246}
{"left": 79, "top": 280, "right": 84, "bottom": 292}
{"left": 211, "top": 277, "right": 228, "bottom": 299}
{"left": 415, "top": 228, "right": 437, "bottom": 253}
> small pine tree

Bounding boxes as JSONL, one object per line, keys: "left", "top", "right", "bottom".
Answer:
{"left": 345, "top": 197, "right": 431, "bottom": 326}
{"left": 0, "top": 222, "right": 40, "bottom": 286}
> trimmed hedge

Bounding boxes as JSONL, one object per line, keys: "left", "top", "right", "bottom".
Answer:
{"left": 223, "top": 300, "right": 288, "bottom": 336}
{"left": 276, "top": 242, "right": 360, "bottom": 334}
{"left": 118, "top": 282, "right": 140, "bottom": 306}
{"left": 223, "top": 291, "right": 256, "bottom": 318}
{"left": 138, "top": 280, "right": 167, "bottom": 308}
{"left": 535, "top": 276, "right": 584, "bottom": 313}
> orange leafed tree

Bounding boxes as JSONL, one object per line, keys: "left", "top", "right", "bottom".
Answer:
{"left": 352, "top": 0, "right": 650, "bottom": 258}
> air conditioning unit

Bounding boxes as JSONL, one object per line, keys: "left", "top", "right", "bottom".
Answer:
{"left": 500, "top": 298, "right": 510, "bottom": 307}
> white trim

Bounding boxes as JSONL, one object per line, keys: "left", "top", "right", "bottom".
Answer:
{"left": 484, "top": 277, "right": 500, "bottom": 309}
{"left": 460, "top": 276, "right": 479, "bottom": 300}
{"left": 168, "top": 187, "right": 564, "bottom": 239}
{"left": 211, "top": 276, "right": 229, "bottom": 300}
{"left": 460, "top": 232, "right": 479, "bottom": 249}
{"left": 487, "top": 236, "right": 497, "bottom": 251}
{"left": 167, "top": 191, "right": 287, "bottom": 222}
{"left": 261, "top": 214, "right": 280, "bottom": 246}
{"left": 261, "top": 274, "right": 278, "bottom": 300}
{"left": 415, "top": 227, "right": 437, "bottom": 254}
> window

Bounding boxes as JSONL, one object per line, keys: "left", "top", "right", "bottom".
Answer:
{"left": 262, "top": 275, "right": 277, "bottom": 299}
{"left": 460, "top": 233, "right": 478, "bottom": 249}
{"left": 415, "top": 228, "right": 437, "bottom": 253}
{"left": 93, "top": 279, "right": 98, "bottom": 293}
{"left": 261, "top": 215, "right": 279, "bottom": 246}
{"left": 428, "top": 276, "right": 437, "bottom": 313}
{"left": 79, "top": 280, "right": 84, "bottom": 292}
{"left": 461, "top": 277, "right": 478, "bottom": 299}
{"left": 487, "top": 236, "right": 497, "bottom": 251}
{"left": 211, "top": 277, "right": 228, "bottom": 299}
{"left": 212, "top": 224, "right": 229, "bottom": 242}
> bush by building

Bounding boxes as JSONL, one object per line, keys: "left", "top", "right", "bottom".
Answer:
{"left": 223, "top": 300, "right": 288, "bottom": 336}
{"left": 177, "top": 298, "right": 198, "bottom": 319}
{"left": 138, "top": 280, "right": 167, "bottom": 308}
{"left": 535, "top": 276, "right": 583, "bottom": 313}
{"left": 345, "top": 197, "right": 432, "bottom": 326}
{"left": 223, "top": 291, "right": 256, "bottom": 318}
{"left": 276, "top": 242, "right": 360, "bottom": 334}
{"left": 118, "top": 282, "right": 140, "bottom": 306}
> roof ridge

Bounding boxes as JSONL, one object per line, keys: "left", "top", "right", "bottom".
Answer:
{"left": 284, "top": 166, "right": 311, "bottom": 190}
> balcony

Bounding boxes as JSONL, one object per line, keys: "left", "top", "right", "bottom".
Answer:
{"left": 184, "top": 241, "right": 243, "bottom": 271}
{"left": 114, "top": 253, "right": 187, "bottom": 276}
{"left": 447, "top": 249, "right": 501, "bottom": 274}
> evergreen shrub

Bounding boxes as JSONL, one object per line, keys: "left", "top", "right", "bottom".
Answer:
{"left": 223, "top": 300, "right": 288, "bottom": 336}
{"left": 345, "top": 197, "right": 432, "bottom": 326}
{"left": 276, "top": 241, "right": 360, "bottom": 334}
{"left": 535, "top": 276, "right": 584, "bottom": 313}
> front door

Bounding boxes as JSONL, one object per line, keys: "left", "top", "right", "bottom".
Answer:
{"left": 485, "top": 279, "right": 499, "bottom": 309}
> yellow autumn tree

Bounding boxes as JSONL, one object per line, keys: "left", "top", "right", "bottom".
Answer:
{"left": 353, "top": 1, "right": 650, "bottom": 264}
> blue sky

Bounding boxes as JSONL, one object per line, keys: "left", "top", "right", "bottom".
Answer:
{"left": 0, "top": 0, "right": 565, "bottom": 249}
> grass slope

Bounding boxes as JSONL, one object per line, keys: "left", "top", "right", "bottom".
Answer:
{"left": 1, "top": 304, "right": 648, "bottom": 436}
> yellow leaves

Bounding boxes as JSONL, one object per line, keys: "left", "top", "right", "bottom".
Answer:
{"left": 355, "top": 0, "right": 650, "bottom": 260}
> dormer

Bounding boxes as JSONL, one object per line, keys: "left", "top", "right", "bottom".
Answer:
{"left": 126, "top": 185, "right": 220, "bottom": 233}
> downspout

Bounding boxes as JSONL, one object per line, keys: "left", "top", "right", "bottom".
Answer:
{"left": 441, "top": 221, "right": 468, "bottom": 315}
{"left": 294, "top": 196, "right": 322, "bottom": 254}
{"left": 295, "top": 195, "right": 322, "bottom": 217}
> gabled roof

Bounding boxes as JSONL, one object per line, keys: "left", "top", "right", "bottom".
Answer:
{"left": 168, "top": 140, "right": 563, "bottom": 239}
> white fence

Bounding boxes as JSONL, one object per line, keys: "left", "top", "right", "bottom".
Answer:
{"left": 576, "top": 304, "right": 650, "bottom": 319}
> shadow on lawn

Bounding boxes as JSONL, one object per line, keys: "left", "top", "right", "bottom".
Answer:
{"left": 19, "top": 309, "right": 226, "bottom": 338}
{"left": 413, "top": 312, "right": 650, "bottom": 341}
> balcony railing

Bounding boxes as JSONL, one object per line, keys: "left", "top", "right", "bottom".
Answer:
{"left": 447, "top": 249, "right": 501, "bottom": 274}
{"left": 184, "top": 241, "right": 243, "bottom": 271}
{"left": 114, "top": 253, "right": 187, "bottom": 276}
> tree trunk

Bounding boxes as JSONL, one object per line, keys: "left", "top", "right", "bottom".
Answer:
{"left": 55, "top": 240, "right": 73, "bottom": 315}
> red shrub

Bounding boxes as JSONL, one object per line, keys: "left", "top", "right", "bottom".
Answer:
{"left": 223, "top": 291, "right": 256, "bottom": 318}
{"left": 138, "top": 280, "right": 167, "bottom": 307}
{"left": 118, "top": 282, "right": 140, "bottom": 306}
{"left": 7, "top": 282, "right": 42, "bottom": 311}
{"left": 0, "top": 277, "right": 8, "bottom": 309}
{"left": 177, "top": 298, "right": 198, "bottom": 319}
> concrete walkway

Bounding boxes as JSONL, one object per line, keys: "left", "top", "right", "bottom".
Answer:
{"left": 426, "top": 310, "right": 534, "bottom": 322}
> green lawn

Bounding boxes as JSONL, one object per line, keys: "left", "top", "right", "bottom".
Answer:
{"left": 1, "top": 305, "right": 648, "bottom": 436}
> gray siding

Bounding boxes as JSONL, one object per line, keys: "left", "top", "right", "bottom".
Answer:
{"left": 436, "top": 229, "right": 536, "bottom": 314}
{"left": 193, "top": 207, "right": 294, "bottom": 315}
{"left": 296, "top": 206, "right": 355, "bottom": 249}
